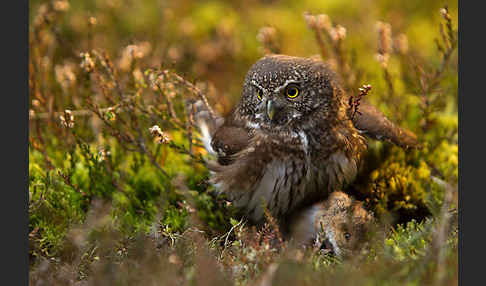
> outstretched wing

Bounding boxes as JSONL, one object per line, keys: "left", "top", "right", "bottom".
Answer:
{"left": 186, "top": 99, "right": 224, "bottom": 155}
{"left": 351, "top": 99, "right": 420, "bottom": 149}
{"left": 187, "top": 99, "right": 250, "bottom": 165}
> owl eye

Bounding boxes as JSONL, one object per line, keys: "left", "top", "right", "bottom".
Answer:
{"left": 344, "top": 233, "right": 351, "bottom": 240}
{"left": 285, "top": 85, "right": 300, "bottom": 98}
{"left": 257, "top": 88, "right": 263, "bottom": 101}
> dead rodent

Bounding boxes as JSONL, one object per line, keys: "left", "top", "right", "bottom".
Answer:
{"left": 290, "top": 191, "right": 375, "bottom": 258}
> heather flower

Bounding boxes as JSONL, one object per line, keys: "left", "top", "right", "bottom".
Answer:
{"left": 315, "top": 14, "right": 331, "bottom": 31}
{"left": 394, "top": 33, "right": 409, "bottom": 54}
{"left": 53, "top": 0, "right": 70, "bottom": 12}
{"left": 440, "top": 7, "right": 451, "bottom": 21}
{"left": 376, "top": 21, "right": 393, "bottom": 68}
{"left": 55, "top": 62, "right": 77, "bottom": 90}
{"left": 33, "top": 4, "right": 49, "bottom": 27}
{"left": 256, "top": 27, "right": 277, "bottom": 44}
{"left": 303, "top": 12, "right": 316, "bottom": 29}
{"left": 132, "top": 68, "right": 144, "bottom": 84}
{"left": 88, "top": 16, "right": 97, "bottom": 26}
{"left": 376, "top": 21, "right": 392, "bottom": 67}
{"left": 118, "top": 42, "right": 152, "bottom": 71}
{"left": 149, "top": 125, "right": 170, "bottom": 144}
{"left": 330, "top": 25, "right": 346, "bottom": 42}
{"left": 60, "top": 109, "right": 74, "bottom": 128}
{"left": 32, "top": 99, "right": 41, "bottom": 108}
{"left": 79, "top": 52, "right": 95, "bottom": 73}
{"left": 376, "top": 21, "right": 392, "bottom": 55}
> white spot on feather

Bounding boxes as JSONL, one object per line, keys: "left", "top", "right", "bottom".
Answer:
{"left": 250, "top": 80, "right": 267, "bottom": 93}
{"left": 198, "top": 121, "right": 216, "bottom": 156}
{"left": 298, "top": 131, "right": 309, "bottom": 153}
{"left": 246, "top": 121, "right": 260, "bottom": 129}
{"left": 273, "top": 79, "right": 301, "bottom": 93}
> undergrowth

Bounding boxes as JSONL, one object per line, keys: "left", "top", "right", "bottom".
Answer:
{"left": 29, "top": 0, "right": 457, "bottom": 285}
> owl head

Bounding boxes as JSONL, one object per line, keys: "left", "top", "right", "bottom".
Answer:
{"left": 236, "top": 55, "right": 345, "bottom": 134}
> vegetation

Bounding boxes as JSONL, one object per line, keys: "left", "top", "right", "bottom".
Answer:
{"left": 29, "top": 0, "right": 457, "bottom": 285}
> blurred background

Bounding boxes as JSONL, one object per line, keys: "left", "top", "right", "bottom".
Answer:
{"left": 29, "top": 0, "right": 458, "bottom": 112}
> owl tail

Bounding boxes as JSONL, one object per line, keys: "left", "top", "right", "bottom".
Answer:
{"left": 351, "top": 99, "right": 421, "bottom": 149}
{"left": 185, "top": 99, "right": 223, "bottom": 156}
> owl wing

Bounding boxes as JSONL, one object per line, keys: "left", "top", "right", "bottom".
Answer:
{"left": 211, "top": 124, "right": 251, "bottom": 165}
{"left": 186, "top": 99, "right": 224, "bottom": 155}
{"left": 187, "top": 99, "right": 250, "bottom": 164}
{"left": 351, "top": 99, "right": 420, "bottom": 149}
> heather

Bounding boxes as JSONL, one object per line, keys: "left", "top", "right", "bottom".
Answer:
{"left": 29, "top": 1, "right": 457, "bottom": 285}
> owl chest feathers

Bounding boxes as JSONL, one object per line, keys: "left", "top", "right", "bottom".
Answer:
{"left": 209, "top": 127, "right": 363, "bottom": 224}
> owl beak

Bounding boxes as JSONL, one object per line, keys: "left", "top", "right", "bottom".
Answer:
{"left": 266, "top": 100, "right": 276, "bottom": 121}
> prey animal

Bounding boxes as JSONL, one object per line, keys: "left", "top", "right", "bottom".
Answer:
{"left": 290, "top": 191, "right": 374, "bottom": 258}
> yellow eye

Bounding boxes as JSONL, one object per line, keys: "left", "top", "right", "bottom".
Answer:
{"left": 286, "top": 85, "right": 300, "bottom": 98}
{"left": 257, "top": 89, "right": 263, "bottom": 101}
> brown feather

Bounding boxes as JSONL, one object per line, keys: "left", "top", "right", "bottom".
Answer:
{"left": 351, "top": 99, "right": 420, "bottom": 149}
{"left": 211, "top": 125, "right": 250, "bottom": 165}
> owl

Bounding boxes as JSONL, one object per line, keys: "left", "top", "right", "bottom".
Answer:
{"left": 189, "top": 54, "right": 418, "bottom": 234}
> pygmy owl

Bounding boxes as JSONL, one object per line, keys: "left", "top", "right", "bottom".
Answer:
{"left": 190, "top": 54, "right": 418, "bottom": 233}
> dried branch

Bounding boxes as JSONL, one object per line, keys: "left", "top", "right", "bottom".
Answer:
{"left": 348, "top": 84, "right": 372, "bottom": 120}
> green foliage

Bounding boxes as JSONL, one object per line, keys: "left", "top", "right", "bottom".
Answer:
{"left": 385, "top": 219, "right": 432, "bottom": 261}
{"left": 29, "top": 150, "right": 87, "bottom": 257}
